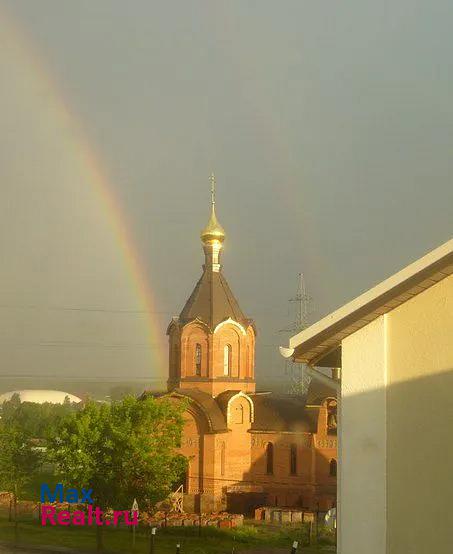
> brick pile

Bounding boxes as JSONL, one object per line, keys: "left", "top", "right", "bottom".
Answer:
{"left": 255, "top": 506, "right": 314, "bottom": 524}
{"left": 142, "top": 511, "right": 244, "bottom": 528}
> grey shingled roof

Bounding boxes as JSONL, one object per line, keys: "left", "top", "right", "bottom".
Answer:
{"left": 305, "top": 379, "right": 338, "bottom": 405}
{"left": 250, "top": 393, "right": 318, "bottom": 433}
{"left": 142, "top": 388, "right": 228, "bottom": 433}
{"left": 179, "top": 269, "right": 250, "bottom": 329}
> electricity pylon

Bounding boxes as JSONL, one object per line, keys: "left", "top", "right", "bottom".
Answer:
{"left": 280, "top": 273, "right": 313, "bottom": 396}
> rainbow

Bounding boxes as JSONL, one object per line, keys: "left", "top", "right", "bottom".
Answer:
{"left": 1, "top": 8, "right": 167, "bottom": 377}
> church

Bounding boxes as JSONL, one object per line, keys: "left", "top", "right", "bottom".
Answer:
{"left": 146, "top": 177, "right": 337, "bottom": 515}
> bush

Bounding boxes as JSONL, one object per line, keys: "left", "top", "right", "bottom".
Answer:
{"left": 317, "top": 525, "right": 336, "bottom": 545}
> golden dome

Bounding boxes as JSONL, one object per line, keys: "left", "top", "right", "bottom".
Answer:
{"left": 201, "top": 173, "right": 225, "bottom": 244}
{"left": 201, "top": 206, "right": 225, "bottom": 244}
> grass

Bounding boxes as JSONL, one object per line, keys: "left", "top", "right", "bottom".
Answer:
{"left": 0, "top": 511, "right": 335, "bottom": 553}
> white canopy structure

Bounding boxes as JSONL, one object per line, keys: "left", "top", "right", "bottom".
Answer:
{"left": 0, "top": 389, "right": 81, "bottom": 404}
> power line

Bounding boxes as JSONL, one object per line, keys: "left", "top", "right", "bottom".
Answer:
{"left": 0, "top": 303, "right": 172, "bottom": 314}
{"left": 0, "top": 340, "right": 161, "bottom": 349}
{"left": 0, "top": 375, "right": 163, "bottom": 381}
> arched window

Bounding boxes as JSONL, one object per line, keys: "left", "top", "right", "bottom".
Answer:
{"left": 195, "top": 344, "right": 202, "bottom": 375}
{"left": 330, "top": 459, "right": 337, "bottom": 477}
{"left": 223, "top": 344, "right": 232, "bottom": 376}
{"left": 290, "top": 444, "right": 297, "bottom": 475}
{"left": 220, "top": 442, "right": 226, "bottom": 476}
{"left": 266, "top": 442, "right": 274, "bottom": 475}
{"left": 235, "top": 404, "right": 244, "bottom": 424}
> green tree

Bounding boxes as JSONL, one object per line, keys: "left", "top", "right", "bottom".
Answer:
{"left": 109, "top": 384, "right": 134, "bottom": 401}
{"left": 47, "top": 395, "right": 187, "bottom": 551}
{"left": 1, "top": 396, "right": 78, "bottom": 439}
{"left": 0, "top": 421, "right": 42, "bottom": 529}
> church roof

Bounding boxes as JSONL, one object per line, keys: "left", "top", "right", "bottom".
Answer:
{"left": 214, "top": 390, "right": 242, "bottom": 415}
{"left": 179, "top": 268, "right": 250, "bottom": 330}
{"left": 305, "top": 379, "right": 338, "bottom": 405}
{"left": 172, "top": 176, "right": 253, "bottom": 332}
{"left": 250, "top": 393, "right": 318, "bottom": 433}
{"left": 143, "top": 381, "right": 336, "bottom": 434}
{"left": 173, "top": 388, "right": 228, "bottom": 432}
{"left": 144, "top": 388, "right": 228, "bottom": 433}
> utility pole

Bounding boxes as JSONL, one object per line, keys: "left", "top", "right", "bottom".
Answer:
{"left": 149, "top": 527, "right": 156, "bottom": 554}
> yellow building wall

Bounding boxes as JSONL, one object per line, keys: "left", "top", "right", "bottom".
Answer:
{"left": 386, "top": 274, "right": 453, "bottom": 554}
{"left": 340, "top": 316, "right": 387, "bottom": 554}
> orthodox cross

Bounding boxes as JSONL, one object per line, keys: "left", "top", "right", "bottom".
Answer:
{"left": 209, "top": 172, "right": 216, "bottom": 206}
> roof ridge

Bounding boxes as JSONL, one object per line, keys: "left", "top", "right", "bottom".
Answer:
{"left": 178, "top": 267, "right": 250, "bottom": 329}
{"left": 218, "top": 271, "right": 246, "bottom": 323}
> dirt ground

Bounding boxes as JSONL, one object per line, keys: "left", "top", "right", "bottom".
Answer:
{"left": 236, "top": 546, "right": 334, "bottom": 554}
{"left": 237, "top": 550, "right": 289, "bottom": 554}
{"left": 237, "top": 549, "right": 333, "bottom": 554}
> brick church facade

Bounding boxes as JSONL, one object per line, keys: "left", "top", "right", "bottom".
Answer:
{"left": 150, "top": 179, "right": 337, "bottom": 514}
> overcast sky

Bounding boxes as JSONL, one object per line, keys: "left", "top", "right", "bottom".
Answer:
{"left": 1, "top": 0, "right": 452, "bottom": 388}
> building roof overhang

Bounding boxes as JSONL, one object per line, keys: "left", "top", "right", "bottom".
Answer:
{"left": 282, "top": 239, "right": 453, "bottom": 367}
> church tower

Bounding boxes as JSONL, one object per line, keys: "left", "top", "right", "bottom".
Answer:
{"left": 167, "top": 175, "right": 256, "bottom": 396}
